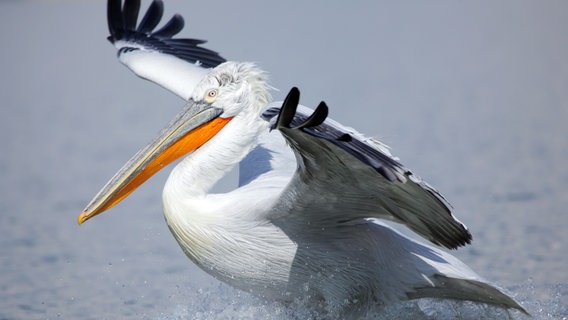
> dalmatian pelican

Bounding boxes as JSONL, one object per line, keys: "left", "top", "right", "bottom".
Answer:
{"left": 78, "top": 0, "right": 526, "bottom": 316}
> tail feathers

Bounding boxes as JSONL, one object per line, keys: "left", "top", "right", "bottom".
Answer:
{"left": 406, "top": 274, "right": 528, "bottom": 315}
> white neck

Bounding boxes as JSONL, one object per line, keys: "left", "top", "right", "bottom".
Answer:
{"left": 163, "top": 108, "right": 268, "bottom": 201}
{"left": 160, "top": 105, "right": 277, "bottom": 274}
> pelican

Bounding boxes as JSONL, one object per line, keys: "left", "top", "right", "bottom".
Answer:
{"left": 79, "top": 0, "right": 526, "bottom": 317}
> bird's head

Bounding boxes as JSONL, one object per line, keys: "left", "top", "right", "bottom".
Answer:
{"left": 191, "top": 62, "right": 270, "bottom": 118}
{"left": 77, "top": 61, "right": 270, "bottom": 224}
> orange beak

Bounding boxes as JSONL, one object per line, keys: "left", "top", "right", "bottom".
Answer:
{"left": 78, "top": 99, "right": 232, "bottom": 224}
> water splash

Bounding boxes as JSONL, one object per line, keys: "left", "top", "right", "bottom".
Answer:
{"left": 152, "top": 279, "right": 566, "bottom": 319}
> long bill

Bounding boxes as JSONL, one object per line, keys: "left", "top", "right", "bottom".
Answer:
{"left": 78, "top": 100, "right": 232, "bottom": 224}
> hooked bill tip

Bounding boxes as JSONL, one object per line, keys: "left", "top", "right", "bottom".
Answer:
{"left": 77, "top": 211, "right": 89, "bottom": 225}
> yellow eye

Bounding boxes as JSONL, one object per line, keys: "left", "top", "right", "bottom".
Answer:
{"left": 204, "top": 89, "right": 218, "bottom": 103}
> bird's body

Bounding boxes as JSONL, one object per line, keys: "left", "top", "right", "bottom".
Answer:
{"left": 79, "top": 0, "right": 527, "bottom": 317}
{"left": 158, "top": 63, "right": 520, "bottom": 315}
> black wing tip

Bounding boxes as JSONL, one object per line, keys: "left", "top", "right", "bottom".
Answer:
{"left": 463, "top": 227, "right": 473, "bottom": 244}
{"left": 405, "top": 173, "right": 472, "bottom": 249}
{"left": 297, "top": 101, "right": 328, "bottom": 130}
{"left": 152, "top": 13, "right": 184, "bottom": 38}
{"left": 437, "top": 225, "right": 472, "bottom": 250}
{"left": 137, "top": 0, "right": 163, "bottom": 34}
{"left": 107, "top": 0, "right": 226, "bottom": 67}
{"left": 108, "top": 0, "right": 180, "bottom": 40}
{"left": 275, "top": 87, "right": 329, "bottom": 131}
{"left": 275, "top": 87, "right": 300, "bottom": 129}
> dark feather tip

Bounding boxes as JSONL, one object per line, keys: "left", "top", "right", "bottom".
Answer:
{"left": 137, "top": 0, "right": 164, "bottom": 33}
{"left": 276, "top": 87, "right": 300, "bottom": 129}
{"left": 296, "top": 101, "right": 328, "bottom": 130}
{"left": 106, "top": 0, "right": 226, "bottom": 68}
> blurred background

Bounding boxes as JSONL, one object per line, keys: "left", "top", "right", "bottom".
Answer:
{"left": 0, "top": 0, "right": 566, "bottom": 319}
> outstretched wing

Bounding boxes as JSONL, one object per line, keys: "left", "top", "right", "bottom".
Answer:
{"left": 107, "top": 0, "right": 226, "bottom": 100}
{"left": 264, "top": 88, "right": 472, "bottom": 249}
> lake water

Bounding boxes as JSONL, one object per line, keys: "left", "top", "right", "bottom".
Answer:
{"left": 0, "top": 0, "right": 566, "bottom": 319}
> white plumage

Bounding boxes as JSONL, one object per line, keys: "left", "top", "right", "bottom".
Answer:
{"left": 116, "top": 47, "right": 209, "bottom": 100}
{"left": 79, "top": 0, "right": 527, "bottom": 317}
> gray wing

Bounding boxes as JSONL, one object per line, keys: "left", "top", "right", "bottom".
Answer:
{"left": 263, "top": 87, "right": 472, "bottom": 249}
